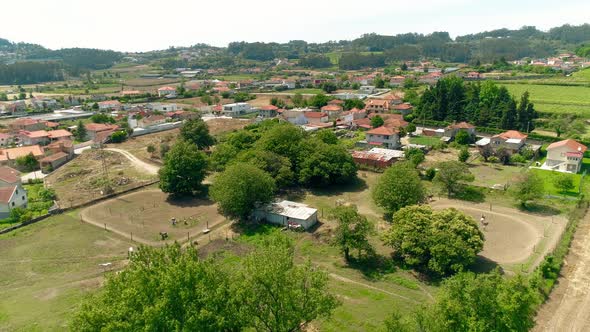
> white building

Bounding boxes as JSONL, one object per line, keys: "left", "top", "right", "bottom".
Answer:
{"left": 253, "top": 200, "right": 318, "bottom": 230}
{"left": 222, "top": 102, "right": 252, "bottom": 117}
{"left": 365, "top": 126, "right": 401, "bottom": 149}
{"left": 544, "top": 139, "right": 587, "bottom": 173}
{"left": 147, "top": 103, "right": 178, "bottom": 112}
{"left": 157, "top": 86, "right": 177, "bottom": 98}
{"left": 0, "top": 166, "right": 27, "bottom": 219}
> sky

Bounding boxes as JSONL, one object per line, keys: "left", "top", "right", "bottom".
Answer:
{"left": 2, "top": 0, "right": 589, "bottom": 52}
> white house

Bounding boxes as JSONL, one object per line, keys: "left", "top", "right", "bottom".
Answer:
{"left": 222, "top": 102, "right": 252, "bottom": 117}
{"left": 283, "top": 109, "right": 309, "bottom": 125}
{"left": 0, "top": 166, "right": 27, "bottom": 219}
{"left": 147, "top": 103, "right": 178, "bottom": 112}
{"left": 157, "top": 86, "right": 177, "bottom": 98}
{"left": 253, "top": 200, "right": 318, "bottom": 230}
{"left": 544, "top": 139, "right": 587, "bottom": 173}
{"left": 366, "top": 126, "right": 401, "bottom": 149}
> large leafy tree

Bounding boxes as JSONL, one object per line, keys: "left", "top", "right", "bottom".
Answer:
{"left": 210, "top": 162, "right": 275, "bottom": 219}
{"left": 382, "top": 205, "right": 484, "bottom": 276}
{"left": 180, "top": 118, "right": 215, "bottom": 149}
{"left": 433, "top": 161, "right": 475, "bottom": 197}
{"left": 372, "top": 162, "right": 425, "bottom": 216}
{"left": 511, "top": 172, "right": 544, "bottom": 207}
{"left": 236, "top": 149, "right": 295, "bottom": 187}
{"left": 71, "top": 245, "right": 243, "bottom": 331}
{"left": 419, "top": 271, "right": 539, "bottom": 332}
{"left": 158, "top": 140, "right": 208, "bottom": 196}
{"left": 298, "top": 140, "right": 357, "bottom": 186}
{"left": 330, "top": 205, "right": 374, "bottom": 261}
{"left": 236, "top": 234, "right": 340, "bottom": 332}
{"left": 255, "top": 124, "right": 305, "bottom": 167}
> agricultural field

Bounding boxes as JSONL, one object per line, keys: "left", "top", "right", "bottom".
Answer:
{"left": 0, "top": 212, "right": 133, "bottom": 331}
{"left": 500, "top": 83, "right": 590, "bottom": 117}
{"left": 44, "top": 149, "right": 158, "bottom": 208}
{"left": 409, "top": 135, "right": 443, "bottom": 147}
{"left": 80, "top": 189, "right": 227, "bottom": 243}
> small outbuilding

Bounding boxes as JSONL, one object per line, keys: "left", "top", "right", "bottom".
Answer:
{"left": 254, "top": 200, "right": 318, "bottom": 230}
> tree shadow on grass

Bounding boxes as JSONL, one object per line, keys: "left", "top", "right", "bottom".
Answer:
{"left": 308, "top": 176, "right": 369, "bottom": 197}
{"left": 164, "top": 185, "right": 212, "bottom": 207}
{"left": 517, "top": 202, "right": 562, "bottom": 217}
{"left": 344, "top": 253, "right": 398, "bottom": 281}
{"left": 470, "top": 255, "right": 502, "bottom": 274}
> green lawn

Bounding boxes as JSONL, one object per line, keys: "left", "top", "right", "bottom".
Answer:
{"left": 0, "top": 212, "right": 133, "bottom": 331}
{"left": 288, "top": 88, "right": 324, "bottom": 94}
{"left": 500, "top": 83, "right": 590, "bottom": 117}
{"left": 409, "top": 136, "right": 442, "bottom": 146}
{"left": 531, "top": 159, "right": 590, "bottom": 197}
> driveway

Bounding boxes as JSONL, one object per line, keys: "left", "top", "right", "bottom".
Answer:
{"left": 104, "top": 148, "right": 160, "bottom": 175}
{"left": 21, "top": 171, "right": 46, "bottom": 182}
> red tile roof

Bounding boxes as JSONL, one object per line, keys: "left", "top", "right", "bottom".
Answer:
{"left": 0, "top": 186, "right": 16, "bottom": 203}
{"left": 0, "top": 145, "right": 44, "bottom": 161}
{"left": 98, "top": 100, "right": 122, "bottom": 105}
{"left": 367, "top": 99, "right": 389, "bottom": 107}
{"left": 45, "top": 121, "right": 59, "bottom": 128}
{"left": 85, "top": 123, "right": 119, "bottom": 132}
{"left": 11, "top": 118, "right": 42, "bottom": 126}
{"left": 328, "top": 99, "right": 344, "bottom": 105}
{"left": 321, "top": 105, "right": 342, "bottom": 112}
{"left": 20, "top": 130, "right": 49, "bottom": 138}
{"left": 367, "top": 126, "right": 397, "bottom": 136}
{"left": 260, "top": 105, "right": 279, "bottom": 111}
{"left": 48, "top": 129, "right": 72, "bottom": 139}
{"left": 493, "top": 130, "right": 528, "bottom": 140}
{"left": 447, "top": 121, "right": 475, "bottom": 129}
{"left": 158, "top": 86, "right": 176, "bottom": 91}
{"left": 0, "top": 166, "right": 20, "bottom": 184}
{"left": 547, "top": 139, "right": 588, "bottom": 153}
{"left": 304, "top": 112, "right": 328, "bottom": 119}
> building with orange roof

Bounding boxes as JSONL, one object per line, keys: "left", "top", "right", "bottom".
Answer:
{"left": 365, "top": 126, "right": 400, "bottom": 149}
{"left": 157, "top": 86, "right": 177, "bottom": 98}
{"left": 48, "top": 129, "right": 73, "bottom": 141}
{"left": 18, "top": 130, "right": 50, "bottom": 146}
{"left": 304, "top": 112, "right": 329, "bottom": 124}
{"left": 320, "top": 104, "right": 343, "bottom": 116}
{"left": 365, "top": 99, "right": 390, "bottom": 114}
{"left": 84, "top": 123, "right": 120, "bottom": 141}
{"left": 9, "top": 118, "right": 46, "bottom": 132}
{"left": 443, "top": 121, "right": 476, "bottom": 141}
{"left": 98, "top": 100, "right": 122, "bottom": 111}
{"left": 259, "top": 105, "right": 279, "bottom": 118}
{"left": 0, "top": 145, "right": 44, "bottom": 165}
{"left": 545, "top": 139, "right": 588, "bottom": 173}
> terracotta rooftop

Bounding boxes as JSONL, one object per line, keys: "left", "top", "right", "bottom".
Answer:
{"left": 11, "top": 118, "right": 42, "bottom": 126}
{"left": 158, "top": 86, "right": 176, "bottom": 91}
{"left": 40, "top": 152, "right": 69, "bottom": 163}
{"left": 328, "top": 99, "right": 344, "bottom": 105}
{"left": 447, "top": 121, "right": 475, "bottom": 129}
{"left": 0, "top": 186, "right": 16, "bottom": 204}
{"left": 0, "top": 145, "right": 44, "bottom": 161}
{"left": 0, "top": 166, "right": 20, "bottom": 184}
{"left": 260, "top": 105, "right": 279, "bottom": 111}
{"left": 367, "top": 126, "right": 398, "bottom": 136}
{"left": 20, "top": 130, "right": 49, "bottom": 138}
{"left": 493, "top": 130, "right": 528, "bottom": 140}
{"left": 367, "top": 99, "right": 389, "bottom": 107}
{"left": 85, "top": 123, "right": 119, "bottom": 132}
{"left": 547, "top": 139, "right": 588, "bottom": 153}
{"left": 48, "top": 129, "right": 73, "bottom": 139}
{"left": 98, "top": 100, "right": 122, "bottom": 105}
{"left": 321, "top": 105, "right": 343, "bottom": 112}
{"left": 304, "top": 112, "right": 328, "bottom": 119}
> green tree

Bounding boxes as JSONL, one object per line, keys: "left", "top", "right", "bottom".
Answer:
{"left": 71, "top": 244, "right": 244, "bottom": 331}
{"left": 433, "top": 161, "right": 474, "bottom": 197}
{"left": 210, "top": 162, "right": 275, "bottom": 219}
{"left": 90, "top": 113, "right": 115, "bottom": 124}
{"left": 146, "top": 144, "right": 156, "bottom": 156}
{"left": 511, "top": 172, "right": 544, "bottom": 207}
{"left": 236, "top": 149, "right": 295, "bottom": 188}
{"left": 110, "top": 131, "right": 127, "bottom": 143}
{"left": 404, "top": 147, "right": 425, "bottom": 167}
{"left": 15, "top": 153, "right": 39, "bottom": 172}
{"left": 343, "top": 98, "right": 365, "bottom": 111}
{"left": 422, "top": 271, "right": 539, "bottom": 332}
{"left": 316, "top": 130, "right": 339, "bottom": 145}
{"left": 255, "top": 124, "right": 305, "bottom": 167}
{"left": 371, "top": 115, "right": 384, "bottom": 128}
{"left": 298, "top": 141, "right": 357, "bottom": 186}
{"left": 382, "top": 205, "right": 484, "bottom": 276}
{"left": 458, "top": 147, "right": 470, "bottom": 162}
{"left": 236, "top": 234, "right": 340, "bottom": 332}
{"left": 321, "top": 82, "right": 338, "bottom": 93}
{"left": 372, "top": 162, "right": 425, "bottom": 216}
{"left": 553, "top": 173, "right": 574, "bottom": 194}
{"left": 75, "top": 120, "right": 87, "bottom": 141}
{"left": 180, "top": 118, "right": 215, "bottom": 149}
{"left": 480, "top": 144, "right": 494, "bottom": 162}
{"left": 330, "top": 205, "right": 374, "bottom": 261}
{"left": 308, "top": 93, "right": 331, "bottom": 108}
{"left": 454, "top": 130, "right": 471, "bottom": 145}
{"left": 158, "top": 140, "right": 208, "bottom": 196}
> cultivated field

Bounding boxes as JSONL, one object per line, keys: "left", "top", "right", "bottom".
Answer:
{"left": 501, "top": 83, "right": 590, "bottom": 117}
{"left": 45, "top": 149, "right": 158, "bottom": 207}
{"left": 0, "top": 212, "right": 133, "bottom": 331}
{"left": 80, "top": 189, "right": 227, "bottom": 243}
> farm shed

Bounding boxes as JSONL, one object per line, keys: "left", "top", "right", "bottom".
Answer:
{"left": 351, "top": 148, "right": 404, "bottom": 169}
{"left": 254, "top": 200, "right": 318, "bottom": 230}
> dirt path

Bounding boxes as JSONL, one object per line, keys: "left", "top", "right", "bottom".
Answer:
{"left": 534, "top": 211, "right": 590, "bottom": 332}
{"left": 328, "top": 273, "right": 420, "bottom": 304}
{"left": 105, "top": 148, "right": 160, "bottom": 175}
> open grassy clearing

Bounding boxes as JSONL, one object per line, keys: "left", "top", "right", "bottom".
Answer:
{"left": 409, "top": 135, "right": 443, "bottom": 147}
{"left": 44, "top": 149, "right": 158, "bottom": 208}
{"left": 500, "top": 83, "right": 590, "bottom": 117}
{"left": 80, "top": 189, "right": 226, "bottom": 243}
{"left": 0, "top": 212, "right": 133, "bottom": 331}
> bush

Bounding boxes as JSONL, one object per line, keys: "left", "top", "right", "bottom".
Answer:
{"left": 488, "top": 156, "right": 499, "bottom": 163}
{"left": 110, "top": 131, "right": 127, "bottom": 143}
{"left": 425, "top": 167, "right": 436, "bottom": 181}
{"left": 458, "top": 147, "right": 470, "bottom": 162}
{"left": 510, "top": 153, "right": 527, "bottom": 164}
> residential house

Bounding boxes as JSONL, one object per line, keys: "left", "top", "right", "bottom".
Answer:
{"left": 338, "top": 111, "right": 354, "bottom": 126}
{"left": 328, "top": 99, "right": 344, "bottom": 107}
{"left": 47, "top": 129, "right": 73, "bottom": 141}
{"left": 389, "top": 75, "right": 406, "bottom": 86}
{"left": 350, "top": 108, "right": 367, "bottom": 120}
{"left": 418, "top": 72, "right": 443, "bottom": 85}
{"left": 282, "top": 108, "right": 309, "bottom": 125}
{"left": 85, "top": 123, "right": 120, "bottom": 141}
{"left": 365, "top": 99, "right": 390, "bottom": 114}
{"left": 157, "top": 86, "right": 177, "bottom": 98}
{"left": 0, "top": 145, "right": 44, "bottom": 165}
{"left": 222, "top": 103, "right": 252, "bottom": 117}
{"left": 40, "top": 152, "right": 69, "bottom": 172}
{"left": 304, "top": 112, "right": 329, "bottom": 124}
{"left": 46, "top": 140, "right": 74, "bottom": 158}
{"left": 31, "top": 98, "right": 59, "bottom": 110}
{"left": 442, "top": 122, "right": 476, "bottom": 142}
{"left": 259, "top": 105, "right": 279, "bottom": 118}
{"left": 166, "top": 110, "right": 197, "bottom": 121}
{"left": 466, "top": 72, "right": 481, "bottom": 80}
{"left": 18, "top": 130, "right": 50, "bottom": 146}
{"left": 253, "top": 200, "right": 318, "bottom": 230}
{"left": 0, "top": 101, "right": 26, "bottom": 115}
{"left": 120, "top": 90, "right": 142, "bottom": 97}
{"left": 481, "top": 130, "right": 528, "bottom": 153}
{"left": 320, "top": 104, "right": 343, "bottom": 117}
{"left": 98, "top": 100, "right": 123, "bottom": 112}
{"left": 147, "top": 103, "right": 178, "bottom": 112}
{"left": 0, "top": 133, "right": 14, "bottom": 147}
{"left": 138, "top": 115, "right": 167, "bottom": 129}
{"left": 544, "top": 139, "right": 587, "bottom": 173}
{"left": 0, "top": 166, "right": 27, "bottom": 218}
{"left": 392, "top": 103, "right": 413, "bottom": 115}
{"left": 9, "top": 118, "right": 47, "bottom": 132}
{"left": 365, "top": 126, "right": 400, "bottom": 149}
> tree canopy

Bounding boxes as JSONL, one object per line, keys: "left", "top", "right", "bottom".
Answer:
{"left": 383, "top": 205, "right": 484, "bottom": 276}
{"left": 158, "top": 140, "right": 208, "bottom": 196}
{"left": 511, "top": 172, "right": 544, "bottom": 206}
{"left": 372, "top": 162, "right": 425, "bottom": 216}
{"left": 180, "top": 118, "right": 215, "bottom": 149}
{"left": 434, "top": 161, "right": 475, "bottom": 197}
{"left": 330, "top": 205, "right": 374, "bottom": 261}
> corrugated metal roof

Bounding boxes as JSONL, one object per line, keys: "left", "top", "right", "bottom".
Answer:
{"left": 266, "top": 201, "right": 317, "bottom": 220}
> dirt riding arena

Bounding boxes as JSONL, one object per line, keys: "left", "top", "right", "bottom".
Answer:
{"left": 80, "top": 189, "right": 227, "bottom": 244}
{"left": 430, "top": 199, "right": 567, "bottom": 272}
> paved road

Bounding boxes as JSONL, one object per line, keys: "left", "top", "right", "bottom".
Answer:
{"left": 534, "top": 209, "right": 590, "bottom": 332}
{"left": 21, "top": 170, "right": 46, "bottom": 182}
{"left": 105, "top": 148, "right": 160, "bottom": 175}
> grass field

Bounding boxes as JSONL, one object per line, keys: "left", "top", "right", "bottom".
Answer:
{"left": 0, "top": 212, "right": 133, "bottom": 331}
{"left": 500, "top": 83, "right": 590, "bottom": 117}
{"left": 409, "top": 135, "right": 443, "bottom": 146}
{"left": 287, "top": 88, "right": 324, "bottom": 94}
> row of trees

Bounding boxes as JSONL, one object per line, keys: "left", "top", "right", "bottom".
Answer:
{"left": 417, "top": 76, "right": 537, "bottom": 131}
{"left": 0, "top": 61, "right": 64, "bottom": 84}
{"left": 72, "top": 235, "right": 339, "bottom": 331}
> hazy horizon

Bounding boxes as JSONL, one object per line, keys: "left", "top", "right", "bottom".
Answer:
{"left": 2, "top": 0, "right": 590, "bottom": 52}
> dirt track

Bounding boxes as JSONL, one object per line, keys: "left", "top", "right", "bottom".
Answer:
{"left": 105, "top": 148, "right": 160, "bottom": 175}
{"left": 534, "top": 211, "right": 590, "bottom": 332}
